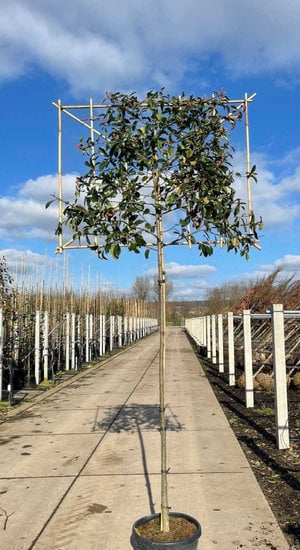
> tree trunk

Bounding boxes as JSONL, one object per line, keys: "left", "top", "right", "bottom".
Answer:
{"left": 155, "top": 176, "right": 169, "bottom": 533}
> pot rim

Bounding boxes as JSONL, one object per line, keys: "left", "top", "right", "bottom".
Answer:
{"left": 133, "top": 512, "right": 201, "bottom": 546}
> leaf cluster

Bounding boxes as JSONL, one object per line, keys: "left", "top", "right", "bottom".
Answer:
{"left": 57, "top": 89, "right": 262, "bottom": 259}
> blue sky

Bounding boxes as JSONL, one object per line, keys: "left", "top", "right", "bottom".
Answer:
{"left": 1, "top": 0, "right": 300, "bottom": 300}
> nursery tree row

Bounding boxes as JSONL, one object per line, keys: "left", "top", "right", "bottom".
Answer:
{"left": 0, "top": 257, "right": 157, "bottom": 401}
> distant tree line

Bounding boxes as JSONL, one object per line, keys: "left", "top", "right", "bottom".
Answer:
{"left": 202, "top": 269, "right": 300, "bottom": 314}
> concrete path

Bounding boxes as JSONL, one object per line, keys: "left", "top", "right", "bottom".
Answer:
{"left": 0, "top": 327, "right": 289, "bottom": 549}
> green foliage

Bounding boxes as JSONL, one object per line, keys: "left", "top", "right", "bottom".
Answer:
{"left": 254, "top": 406, "right": 275, "bottom": 417}
{"left": 58, "top": 89, "right": 262, "bottom": 259}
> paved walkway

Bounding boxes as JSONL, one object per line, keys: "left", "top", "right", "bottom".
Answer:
{"left": 0, "top": 327, "right": 289, "bottom": 549}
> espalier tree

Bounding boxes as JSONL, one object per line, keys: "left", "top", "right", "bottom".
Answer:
{"left": 52, "top": 89, "right": 262, "bottom": 533}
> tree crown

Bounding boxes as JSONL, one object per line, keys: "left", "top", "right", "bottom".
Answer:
{"left": 52, "top": 89, "right": 262, "bottom": 260}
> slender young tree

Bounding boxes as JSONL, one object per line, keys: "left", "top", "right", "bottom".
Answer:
{"left": 50, "top": 89, "right": 262, "bottom": 532}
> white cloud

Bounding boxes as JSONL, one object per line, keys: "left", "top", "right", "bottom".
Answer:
{"left": 145, "top": 261, "right": 216, "bottom": 299}
{"left": 177, "top": 252, "right": 295, "bottom": 300}
{"left": 274, "top": 254, "right": 300, "bottom": 272}
{"left": 0, "top": 248, "right": 55, "bottom": 285}
{"left": 0, "top": 173, "right": 78, "bottom": 242}
{"left": 146, "top": 261, "right": 216, "bottom": 279}
{"left": 19, "top": 173, "right": 78, "bottom": 202}
{"left": 171, "top": 279, "right": 210, "bottom": 300}
{"left": 0, "top": 247, "right": 118, "bottom": 291}
{"left": 1, "top": 248, "right": 49, "bottom": 267}
{"left": 239, "top": 255, "right": 300, "bottom": 284}
{"left": 233, "top": 150, "right": 300, "bottom": 228}
{"left": 1, "top": 1, "right": 300, "bottom": 95}
{"left": 281, "top": 167, "right": 300, "bottom": 193}
{"left": 166, "top": 262, "right": 216, "bottom": 278}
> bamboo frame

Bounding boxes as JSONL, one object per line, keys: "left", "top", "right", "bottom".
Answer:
{"left": 52, "top": 93, "right": 257, "bottom": 253}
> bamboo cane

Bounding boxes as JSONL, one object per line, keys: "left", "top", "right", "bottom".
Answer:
{"left": 153, "top": 162, "right": 169, "bottom": 532}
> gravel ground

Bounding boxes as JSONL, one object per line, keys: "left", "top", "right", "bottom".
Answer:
{"left": 199, "top": 356, "right": 300, "bottom": 549}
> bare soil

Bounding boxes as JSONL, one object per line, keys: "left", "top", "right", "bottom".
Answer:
{"left": 199, "top": 356, "right": 300, "bottom": 549}
{"left": 135, "top": 515, "right": 198, "bottom": 543}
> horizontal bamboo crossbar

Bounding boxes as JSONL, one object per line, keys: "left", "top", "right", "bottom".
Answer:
{"left": 52, "top": 94, "right": 256, "bottom": 110}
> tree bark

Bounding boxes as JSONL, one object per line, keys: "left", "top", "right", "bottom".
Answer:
{"left": 154, "top": 171, "right": 169, "bottom": 533}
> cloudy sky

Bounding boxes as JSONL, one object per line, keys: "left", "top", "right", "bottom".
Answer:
{"left": 1, "top": 0, "right": 300, "bottom": 300}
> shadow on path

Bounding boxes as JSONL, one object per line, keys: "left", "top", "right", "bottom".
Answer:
{"left": 93, "top": 403, "right": 185, "bottom": 515}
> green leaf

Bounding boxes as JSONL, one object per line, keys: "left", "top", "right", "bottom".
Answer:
{"left": 55, "top": 223, "right": 62, "bottom": 235}
{"left": 52, "top": 88, "right": 261, "bottom": 263}
{"left": 109, "top": 243, "right": 121, "bottom": 259}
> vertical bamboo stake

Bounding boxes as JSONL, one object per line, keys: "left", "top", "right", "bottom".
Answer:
{"left": 245, "top": 93, "right": 253, "bottom": 222}
{"left": 153, "top": 165, "right": 169, "bottom": 533}
{"left": 58, "top": 100, "right": 63, "bottom": 253}
{"left": 89, "top": 98, "right": 99, "bottom": 249}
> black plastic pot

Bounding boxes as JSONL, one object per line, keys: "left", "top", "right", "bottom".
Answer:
{"left": 131, "top": 512, "right": 201, "bottom": 549}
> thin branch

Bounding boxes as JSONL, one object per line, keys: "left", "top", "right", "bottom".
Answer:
{"left": 0, "top": 506, "right": 15, "bottom": 530}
